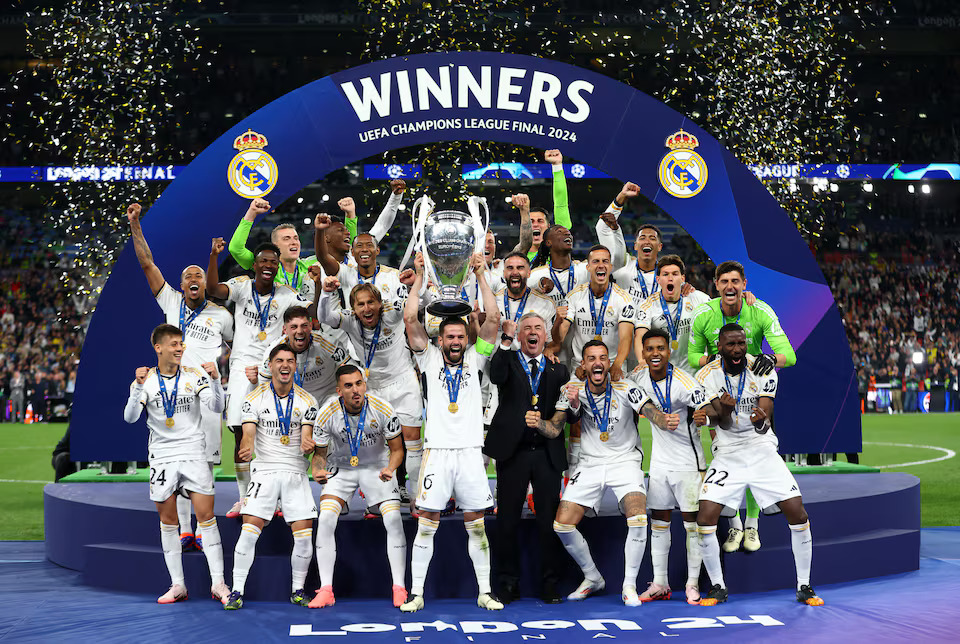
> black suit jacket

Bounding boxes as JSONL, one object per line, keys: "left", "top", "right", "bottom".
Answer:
{"left": 484, "top": 347, "right": 569, "bottom": 472}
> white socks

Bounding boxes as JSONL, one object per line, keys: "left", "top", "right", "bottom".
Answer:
{"left": 291, "top": 527, "right": 313, "bottom": 592}
{"left": 315, "top": 500, "right": 341, "bottom": 588}
{"left": 235, "top": 462, "right": 251, "bottom": 501}
{"left": 197, "top": 517, "right": 224, "bottom": 585}
{"left": 554, "top": 521, "right": 601, "bottom": 582}
{"left": 159, "top": 522, "right": 184, "bottom": 587}
{"left": 683, "top": 521, "right": 702, "bottom": 586}
{"left": 176, "top": 495, "right": 193, "bottom": 534}
{"left": 649, "top": 519, "right": 671, "bottom": 586}
{"left": 698, "top": 524, "right": 725, "bottom": 588}
{"left": 381, "top": 500, "right": 407, "bottom": 587}
{"left": 728, "top": 513, "right": 743, "bottom": 531}
{"left": 404, "top": 440, "right": 423, "bottom": 493}
{"left": 231, "top": 523, "right": 261, "bottom": 595}
{"left": 410, "top": 517, "right": 439, "bottom": 596}
{"left": 790, "top": 521, "right": 813, "bottom": 588}
{"left": 624, "top": 515, "right": 648, "bottom": 590}
{"left": 464, "top": 517, "right": 492, "bottom": 595}
{"left": 744, "top": 516, "right": 759, "bottom": 531}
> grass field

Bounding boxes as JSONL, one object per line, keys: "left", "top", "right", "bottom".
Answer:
{"left": 1, "top": 413, "right": 957, "bottom": 540}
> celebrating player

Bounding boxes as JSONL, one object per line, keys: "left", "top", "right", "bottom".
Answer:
{"left": 688, "top": 260, "right": 796, "bottom": 552}
{"left": 693, "top": 324, "right": 822, "bottom": 607}
{"left": 526, "top": 149, "right": 573, "bottom": 262}
{"left": 127, "top": 203, "right": 233, "bottom": 550}
{"left": 305, "top": 365, "right": 407, "bottom": 608}
{"left": 631, "top": 329, "right": 713, "bottom": 604}
{"left": 542, "top": 340, "right": 669, "bottom": 605}
{"left": 122, "top": 324, "right": 228, "bottom": 604}
{"left": 224, "top": 344, "right": 320, "bottom": 610}
{"left": 206, "top": 239, "right": 311, "bottom": 518}
{"left": 399, "top": 252, "right": 503, "bottom": 613}
{"left": 634, "top": 255, "right": 710, "bottom": 375}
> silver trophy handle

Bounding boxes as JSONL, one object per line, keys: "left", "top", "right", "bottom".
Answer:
{"left": 466, "top": 196, "right": 489, "bottom": 258}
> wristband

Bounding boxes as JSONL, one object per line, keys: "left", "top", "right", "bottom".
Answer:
{"left": 705, "top": 415, "right": 713, "bottom": 427}
{"left": 500, "top": 333, "right": 515, "bottom": 344}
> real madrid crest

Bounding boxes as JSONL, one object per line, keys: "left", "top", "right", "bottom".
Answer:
{"left": 228, "top": 129, "right": 278, "bottom": 199}
{"left": 658, "top": 130, "right": 708, "bottom": 198}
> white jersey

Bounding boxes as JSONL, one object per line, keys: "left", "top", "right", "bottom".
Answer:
{"left": 630, "top": 365, "right": 710, "bottom": 471}
{"left": 241, "top": 383, "right": 319, "bottom": 473}
{"left": 636, "top": 290, "right": 711, "bottom": 375}
{"left": 413, "top": 342, "right": 492, "bottom": 449}
{"left": 155, "top": 283, "right": 233, "bottom": 368}
{"left": 224, "top": 276, "right": 309, "bottom": 366}
{"left": 695, "top": 356, "right": 779, "bottom": 453}
{"left": 528, "top": 261, "right": 589, "bottom": 307}
{"left": 313, "top": 393, "right": 402, "bottom": 469}
{"left": 320, "top": 294, "right": 415, "bottom": 387}
{"left": 564, "top": 283, "right": 636, "bottom": 367}
{"left": 613, "top": 261, "right": 660, "bottom": 310}
{"left": 257, "top": 330, "right": 351, "bottom": 404}
{"left": 336, "top": 263, "right": 409, "bottom": 307}
{"left": 488, "top": 259, "right": 506, "bottom": 291}
{"left": 127, "top": 367, "right": 222, "bottom": 464}
{"left": 556, "top": 378, "right": 650, "bottom": 464}
{"left": 494, "top": 285, "right": 557, "bottom": 345}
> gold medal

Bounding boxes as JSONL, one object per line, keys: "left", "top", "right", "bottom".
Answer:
{"left": 531, "top": 395, "right": 539, "bottom": 406}
{"left": 448, "top": 403, "right": 459, "bottom": 413}
{"left": 593, "top": 334, "right": 602, "bottom": 341}
{"left": 165, "top": 417, "right": 174, "bottom": 428}
{"left": 350, "top": 455, "right": 359, "bottom": 467}
{"left": 599, "top": 431, "right": 609, "bottom": 442}
{"left": 257, "top": 331, "right": 267, "bottom": 341}
{"left": 671, "top": 340, "right": 679, "bottom": 350}
{"left": 280, "top": 435, "right": 290, "bottom": 445}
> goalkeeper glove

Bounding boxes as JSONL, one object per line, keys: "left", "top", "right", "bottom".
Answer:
{"left": 752, "top": 353, "right": 777, "bottom": 376}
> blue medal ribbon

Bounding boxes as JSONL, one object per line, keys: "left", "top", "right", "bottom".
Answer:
{"left": 637, "top": 262, "right": 659, "bottom": 299}
{"left": 363, "top": 318, "right": 383, "bottom": 375}
{"left": 280, "top": 262, "right": 300, "bottom": 289}
{"left": 588, "top": 284, "right": 613, "bottom": 338}
{"left": 358, "top": 264, "right": 380, "bottom": 286}
{"left": 271, "top": 382, "right": 294, "bottom": 442}
{"left": 504, "top": 288, "right": 531, "bottom": 324}
{"left": 340, "top": 397, "right": 368, "bottom": 463}
{"left": 178, "top": 299, "right": 207, "bottom": 337}
{"left": 251, "top": 281, "right": 276, "bottom": 338}
{"left": 549, "top": 262, "right": 575, "bottom": 300}
{"left": 517, "top": 352, "right": 543, "bottom": 406}
{"left": 659, "top": 293, "right": 684, "bottom": 344}
{"left": 585, "top": 379, "right": 613, "bottom": 435}
{"left": 650, "top": 363, "right": 673, "bottom": 414}
{"left": 444, "top": 362, "right": 463, "bottom": 407}
{"left": 723, "top": 367, "right": 747, "bottom": 412}
{"left": 156, "top": 369, "right": 181, "bottom": 424}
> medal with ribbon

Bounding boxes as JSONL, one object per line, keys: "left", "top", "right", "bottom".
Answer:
{"left": 650, "top": 363, "right": 673, "bottom": 414}
{"left": 549, "top": 262, "right": 575, "bottom": 301}
{"left": 444, "top": 362, "right": 463, "bottom": 413}
{"left": 504, "top": 288, "right": 531, "bottom": 325}
{"left": 251, "top": 280, "right": 276, "bottom": 342}
{"left": 585, "top": 379, "right": 613, "bottom": 442}
{"left": 637, "top": 262, "right": 659, "bottom": 299}
{"left": 280, "top": 262, "right": 300, "bottom": 290}
{"left": 723, "top": 367, "right": 747, "bottom": 419}
{"left": 518, "top": 353, "right": 543, "bottom": 407}
{"left": 178, "top": 298, "right": 207, "bottom": 347}
{"left": 157, "top": 368, "right": 180, "bottom": 428}
{"left": 358, "top": 264, "right": 380, "bottom": 286}
{"left": 659, "top": 293, "right": 684, "bottom": 350}
{"left": 272, "top": 382, "right": 294, "bottom": 445}
{"left": 588, "top": 283, "right": 613, "bottom": 341}
{"left": 340, "top": 397, "right": 367, "bottom": 467}
{"left": 362, "top": 317, "right": 382, "bottom": 380}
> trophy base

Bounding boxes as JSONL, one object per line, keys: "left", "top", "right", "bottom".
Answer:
{"left": 426, "top": 300, "right": 473, "bottom": 318}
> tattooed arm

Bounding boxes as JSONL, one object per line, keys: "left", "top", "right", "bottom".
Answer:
{"left": 640, "top": 400, "right": 680, "bottom": 431}
{"left": 526, "top": 409, "right": 568, "bottom": 439}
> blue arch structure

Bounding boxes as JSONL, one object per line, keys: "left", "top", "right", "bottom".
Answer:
{"left": 72, "top": 52, "right": 860, "bottom": 460}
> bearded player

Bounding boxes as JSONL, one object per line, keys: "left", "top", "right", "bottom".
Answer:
{"left": 122, "top": 324, "right": 228, "bottom": 604}
{"left": 127, "top": 202, "right": 233, "bottom": 550}
{"left": 693, "top": 324, "right": 822, "bottom": 607}
{"left": 400, "top": 252, "right": 503, "bottom": 613}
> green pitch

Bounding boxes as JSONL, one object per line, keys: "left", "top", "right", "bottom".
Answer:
{"left": 1, "top": 414, "right": 957, "bottom": 540}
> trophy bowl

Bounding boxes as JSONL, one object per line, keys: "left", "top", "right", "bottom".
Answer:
{"left": 423, "top": 209, "right": 478, "bottom": 318}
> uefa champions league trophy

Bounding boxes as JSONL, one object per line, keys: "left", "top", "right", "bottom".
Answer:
{"left": 399, "top": 194, "right": 489, "bottom": 318}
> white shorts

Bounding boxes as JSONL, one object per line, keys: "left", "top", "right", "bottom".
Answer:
{"left": 149, "top": 459, "right": 214, "bottom": 502}
{"left": 226, "top": 362, "right": 255, "bottom": 427}
{"left": 417, "top": 447, "right": 494, "bottom": 512}
{"left": 200, "top": 405, "right": 223, "bottom": 464}
{"left": 699, "top": 445, "right": 801, "bottom": 516}
{"left": 322, "top": 464, "right": 401, "bottom": 507}
{"left": 562, "top": 457, "right": 646, "bottom": 509}
{"left": 647, "top": 469, "right": 704, "bottom": 513}
{"left": 375, "top": 376, "right": 423, "bottom": 427}
{"left": 242, "top": 468, "right": 318, "bottom": 523}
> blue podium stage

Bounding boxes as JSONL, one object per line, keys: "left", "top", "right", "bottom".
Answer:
{"left": 44, "top": 473, "right": 920, "bottom": 601}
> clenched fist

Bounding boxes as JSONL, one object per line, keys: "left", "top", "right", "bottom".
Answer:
{"left": 525, "top": 410, "right": 541, "bottom": 429}
{"left": 126, "top": 203, "right": 142, "bottom": 222}
{"left": 135, "top": 366, "right": 149, "bottom": 384}
{"left": 337, "top": 197, "right": 356, "bottom": 216}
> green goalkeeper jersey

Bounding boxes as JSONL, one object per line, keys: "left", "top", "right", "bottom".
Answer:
{"left": 687, "top": 298, "right": 797, "bottom": 368}
{"left": 526, "top": 165, "right": 572, "bottom": 262}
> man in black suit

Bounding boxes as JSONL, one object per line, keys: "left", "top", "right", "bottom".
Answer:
{"left": 485, "top": 312, "right": 570, "bottom": 604}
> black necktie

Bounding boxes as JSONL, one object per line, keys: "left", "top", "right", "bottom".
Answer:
{"left": 529, "top": 358, "right": 539, "bottom": 381}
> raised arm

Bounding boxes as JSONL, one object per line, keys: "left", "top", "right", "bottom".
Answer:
{"left": 197, "top": 363, "right": 225, "bottom": 413}
{"left": 122, "top": 369, "right": 148, "bottom": 423}
{"left": 313, "top": 213, "right": 342, "bottom": 277}
{"left": 228, "top": 198, "right": 271, "bottom": 271}
{"left": 475, "top": 253, "right": 501, "bottom": 345}
{"left": 509, "top": 193, "right": 533, "bottom": 255}
{"left": 489, "top": 319, "right": 517, "bottom": 385}
{"left": 545, "top": 149, "right": 571, "bottom": 228}
{"left": 403, "top": 253, "right": 429, "bottom": 352}
{"left": 126, "top": 203, "right": 165, "bottom": 296}
{"left": 316, "top": 278, "right": 344, "bottom": 329}
{"left": 369, "top": 179, "right": 406, "bottom": 242}
{"left": 206, "top": 237, "right": 230, "bottom": 300}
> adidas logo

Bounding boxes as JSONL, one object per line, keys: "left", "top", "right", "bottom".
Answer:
{"left": 790, "top": 485, "right": 798, "bottom": 491}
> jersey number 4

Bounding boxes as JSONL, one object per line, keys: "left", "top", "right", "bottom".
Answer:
{"left": 704, "top": 468, "right": 728, "bottom": 487}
